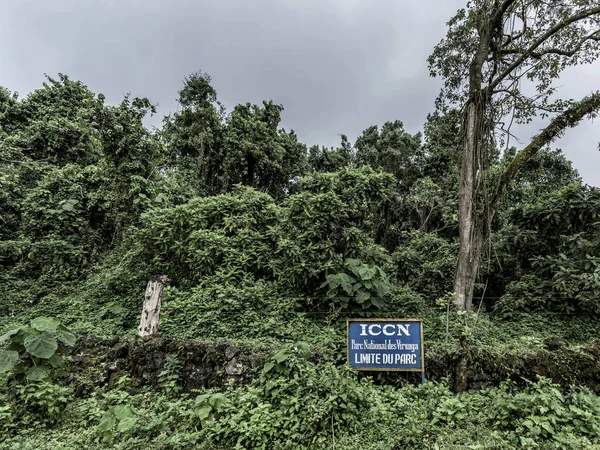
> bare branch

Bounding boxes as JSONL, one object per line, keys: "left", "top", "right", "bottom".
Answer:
{"left": 491, "top": 0, "right": 521, "bottom": 29}
{"left": 488, "top": 6, "right": 600, "bottom": 91}
{"left": 489, "top": 91, "right": 600, "bottom": 215}
{"left": 501, "top": 30, "right": 525, "bottom": 47}
{"left": 498, "top": 29, "right": 600, "bottom": 58}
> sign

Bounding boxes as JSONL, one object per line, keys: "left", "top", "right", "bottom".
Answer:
{"left": 347, "top": 319, "right": 424, "bottom": 371}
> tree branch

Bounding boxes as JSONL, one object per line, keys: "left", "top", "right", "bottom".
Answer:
{"left": 498, "top": 29, "right": 600, "bottom": 59}
{"left": 488, "top": 6, "right": 600, "bottom": 91}
{"left": 492, "top": 0, "right": 520, "bottom": 29}
{"left": 489, "top": 91, "right": 600, "bottom": 215}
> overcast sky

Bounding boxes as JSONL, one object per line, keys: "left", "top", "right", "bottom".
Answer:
{"left": 1, "top": 0, "right": 598, "bottom": 185}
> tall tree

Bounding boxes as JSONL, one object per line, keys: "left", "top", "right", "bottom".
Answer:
{"left": 163, "top": 72, "right": 307, "bottom": 200}
{"left": 429, "top": 0, "right": 600, "bottom": 309}
{"left": 222, "top": 101, "right": 307, "bottom": 199}
{"left": 161, "top": 71, "right": 225, "bottom": 198}
{"left": 354, "top": 121, "right": 424, "bottom": 248}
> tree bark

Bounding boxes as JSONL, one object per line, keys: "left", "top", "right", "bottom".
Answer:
{"left": 138, "top": 276, "right": 169, "bottom": 337}
{"left": 453, "top": 5, "right": 495, "bottom": 310}
{"left": 454, "top": 101, "right": 479, "bottom": 310}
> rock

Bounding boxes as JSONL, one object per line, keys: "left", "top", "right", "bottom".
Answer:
{"left": 225, "top": 346, "right": 240, "bottom": 361}
{"left": 544, "top": 338, "right": 569, "bottom": 351}
{"left": 226, "top": 357, "right": 244, "bottom": 376}
{"left": 104, "top": 336, "right": 120, "bottom": 347}
{"left": 109, "top": 341, "right": 129, "bottom": 359}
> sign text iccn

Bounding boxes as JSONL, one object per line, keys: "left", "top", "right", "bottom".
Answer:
{"left": 347, "top": 319, "right": 423, "bottom": 371}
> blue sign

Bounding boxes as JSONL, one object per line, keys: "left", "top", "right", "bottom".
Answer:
{"left": 347, "top": 319, "right": 424, "bottom": 371}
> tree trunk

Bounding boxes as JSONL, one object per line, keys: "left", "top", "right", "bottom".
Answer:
{"left": 454, "top": 93, "right": 600, "bottom": 310}
{"left": 454, "top": 100, "right": 483, "bottom": 310}
{"left": 452, "top": 6, "right": 493, "bottom": 310}
{"left": 138, "top": 276, "right": 169, "bottom": 337}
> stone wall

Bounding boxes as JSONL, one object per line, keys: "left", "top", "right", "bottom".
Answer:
{"left": 69, "top": 335, "right": 269, "bottom": 395}
{"left": 68, "top": 335, "right": 600, "bottom": 395}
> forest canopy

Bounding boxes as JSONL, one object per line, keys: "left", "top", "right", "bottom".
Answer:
{"left": 1, "top": 71, "right": 597, "bottom": 326}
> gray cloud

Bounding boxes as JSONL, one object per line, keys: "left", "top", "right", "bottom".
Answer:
{"left": 1, "top": 0, "right": 598, "bottom": 185}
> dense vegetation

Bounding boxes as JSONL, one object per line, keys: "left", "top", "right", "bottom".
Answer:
{"left": 2, "top": 8, "right": 600, "bottom": 439}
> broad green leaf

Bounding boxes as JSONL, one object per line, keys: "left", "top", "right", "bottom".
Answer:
{"left": 98, "top": 414, "right": 116, "bottom": 431}
{"left": 541, "top": 421, "right": 554, "bottom": 434}
{"left": 326, "top": 274, "right": 340, "bottom": 289}
{"left": 108, "top": 304, "right": 126, "bottom": 315}
{"left": 371, "top": 298, "right": 385, "bottom": 309}
{"left": 48, "top": 353, "right": 64, "bottom": 368}
{"left": 340, "top": 280, "right": 354, "bottom": 295}
{"left": 273, "top": 350, "right": 289, "bottom": 363}
{"left": 296, "top": 341, "right": 310, "bottom": 355}
{"left": 210, "top": 393, "right": 227, "bottom": 409}
{"left": 57, "top": 330, "right": 76, "bottom": 347}
{"left": 0, "top": 328, "right": 20, "bottom": 343}
{"left": 195, "top": 393, "right": 210, "bottom": 406}
{"left": 26, "top": 364, "right": 50, "bottom": 381}
{"left": 24, "top": 333, "right": 58, "bottom": 359}
{"left": 114, "top": 405, "right": 134, "bottom": 421}
{"left": 31, "top": 317, "right": 61, "bottom": 332}
{"left": 373, "top": 280, "right": 391, "bottom": 297}
{"left": 101, "top": 430, "right": 113, "bottom": 443}
{"left": 0, "top": 350, "right": 19, "bottom": 373}
{"left": 358, "top": 266, "right": 377, "bottom": 280}
{"left": 197, "top": 406, "right": 212, "bottom": 420}
{"left": 355, "top": 290, "right": 371, "bottom": 303}
{"left": 262, "top": 361, "right": 275, "bottom": 374}
{"left": 117, "top": 417, "right": 136, "bottom": 432}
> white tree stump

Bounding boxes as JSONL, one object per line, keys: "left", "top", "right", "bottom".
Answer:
{"left": 138, "top": 276, "right": 169, "bottom": 337}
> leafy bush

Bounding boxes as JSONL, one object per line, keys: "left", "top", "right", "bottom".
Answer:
{"left": 321, "top": 258, "right": 391, "bottom": 310}
{"left": 494, "top": 184, "right": 600, "bottom": 313}
{"left": 202, "top": 342, "right": 383, "bottom": 449}
{"left": 0, "top": 316, "right": 76, "bottom": 382}
{"left": 135, "top": 185, "right": 277, "bottom": 287}
{"left": 136, "top": 167, "right": 394, "bottom": 312}
{"left": 393, "top": 230, "right": 457, "bottom": 301}
{"left": 0, "top": 380, "right": 73, "bottom": 432}
{"left": 159, "top": 277, "right": 334, "bottom": 343}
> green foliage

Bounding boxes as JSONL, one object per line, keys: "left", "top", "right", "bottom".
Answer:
{"left": 162, "top": 72, "right": 307, "bottom": 200}
{"left": 136, "top": 185, "right": 276, "bottom": 287}
{"left": 193, "top": 392, "right": 228, "bottom": 424}
{"left": 493, "top": 184, "right": 600, "bottom": 313}
{"left": 222, "top": 101, "right": 308, "bottom": 199}
{"left": 354, "top": 120, "right": 423, "bottom": 193}
{"left": 202, "top": 343, "right": 381, "bottom": 449}
{"left": 4, "top": 365, "right": 600, "bottom": 449}
{"left": 137, "top": 166, "right": 394, "bottom": 312}
{"left": 97, "top": 404, "right": 138, "bottom": 442}
{"left": 393, "top": 231, "right": 457, "bottom": 301}
{"left": 159, "top": 278, "right": 332, "bottom": 343}
{"left": 0, "top": 73, "right": 161, "bottom": 291}
{"left": 0, "top": 380, "right": 74, "bottom": 431}
{"left": 322, "top": 258, "right": 391, "bottom": 310}
{"left": 275, "top": 166, "right": 393, "bottom": 295}
{"left": 0, "top": 316, "right": 75, "bottom": 382}
{"left": 4, "top": 68, "right": 600, "bottom": 449}
{"left": 157, "top": 355, "right": 181, "bottom": 398}
{"left": 307, "top": 135, "right": 354, "bottom": 173}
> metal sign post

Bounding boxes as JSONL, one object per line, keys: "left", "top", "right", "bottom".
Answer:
{"left": 347, "top": 318, "right": 425, "bottom": 383}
